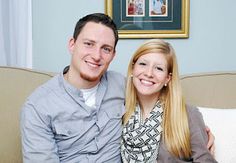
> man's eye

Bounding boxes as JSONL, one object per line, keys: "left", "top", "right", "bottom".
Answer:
{"left": 84, "top": 42, "right": 92, "bottom": 46}
{"left": 103, "top": 47, "right": 112, "bottom": 54}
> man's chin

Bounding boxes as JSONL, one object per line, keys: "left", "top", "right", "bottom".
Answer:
{"left": 80, "top": 72, "right": 101, "bottom": 82}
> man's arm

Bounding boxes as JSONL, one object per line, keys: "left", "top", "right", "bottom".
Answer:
{"left": 20, "top": 101, "right": 60, "bottom": 163}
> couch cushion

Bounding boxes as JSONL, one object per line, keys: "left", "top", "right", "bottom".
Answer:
{"left": 0, "top": 66, "right": 54, "bottom": 163}
{"left": 198, "top": 107, "right": 236, "bottom": 163}
{"left": 181, "top": 72, "right": 236, "bottom": 108}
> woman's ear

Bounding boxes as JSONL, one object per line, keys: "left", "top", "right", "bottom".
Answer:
{"left": 165, "top": 73, "right": 172, "bottom": 85}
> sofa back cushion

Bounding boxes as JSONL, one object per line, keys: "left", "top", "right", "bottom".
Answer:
{"left": 0, "top": 66, "right": 54, "bottom": 163}
{"left": 181, "top": 72, "right": 236, "bottom": 108}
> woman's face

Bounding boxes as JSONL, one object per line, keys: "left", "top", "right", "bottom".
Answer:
{"left": 132, "top": 52, "right": 171, "bottom": 99}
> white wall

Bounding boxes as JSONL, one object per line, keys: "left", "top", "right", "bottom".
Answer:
{"left": 32, "top": 0, "right": 236, "bottom": 75}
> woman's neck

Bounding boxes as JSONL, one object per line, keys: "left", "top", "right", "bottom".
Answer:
{"left": 138, "top": 95, "right": 159, "bottom": 120}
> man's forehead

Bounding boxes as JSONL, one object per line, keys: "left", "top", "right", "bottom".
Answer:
{"left": 78, "top": 22, "right": 115, "bottom": 47}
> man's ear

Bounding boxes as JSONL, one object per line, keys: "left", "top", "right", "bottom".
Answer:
{"left": 68, "top": 38, "right": 75, "bottom": 54}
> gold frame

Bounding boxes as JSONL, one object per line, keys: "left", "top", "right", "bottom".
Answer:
{"left": 105, "top": 0, "right": 190, "bottom": 38}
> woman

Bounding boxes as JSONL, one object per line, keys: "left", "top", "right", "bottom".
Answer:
{"left": 121, "top": 39, "right": 217, "bottom": 162}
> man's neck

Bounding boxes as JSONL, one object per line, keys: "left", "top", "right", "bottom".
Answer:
{"left": 64, "top": 70, "right": 100, "bottom": 89}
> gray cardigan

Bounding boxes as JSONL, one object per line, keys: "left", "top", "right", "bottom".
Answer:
{"left": 157, "top": 105, "right": 217, "bottom": 163}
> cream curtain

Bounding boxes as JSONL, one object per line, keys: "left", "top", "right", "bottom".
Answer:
{"left": 0, "top": 0, "right": 32, "bottom": 68}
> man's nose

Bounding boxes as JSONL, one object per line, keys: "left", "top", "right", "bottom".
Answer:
{"left": 92, "top": 47, "right": 102, "bottom": 61}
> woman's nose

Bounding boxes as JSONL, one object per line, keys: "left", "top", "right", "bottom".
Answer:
{"left": 144, "top": 66, "right": 153, "bottom": 78}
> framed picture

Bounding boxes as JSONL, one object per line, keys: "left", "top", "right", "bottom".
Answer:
{"left": 105, "top": 0, "right": 189, "bottom": 38}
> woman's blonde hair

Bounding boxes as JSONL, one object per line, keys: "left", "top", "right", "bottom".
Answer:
{"left": 123, "top": 39, "right": 191, "bottom": 159}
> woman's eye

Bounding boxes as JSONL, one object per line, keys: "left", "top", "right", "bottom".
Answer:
{"left": 138, "top": 62, "right": 146, "bottom": 66}
{"left": 156, "top": 67, "right": 163, "bottom": 71}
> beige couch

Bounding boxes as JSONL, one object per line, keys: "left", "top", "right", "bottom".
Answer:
{"left": 181, "top": 71, "right": 236, "bottom": 163}
{"left": 0, "top": 66, "right": 54, "bottom": 163}
{"left": 181, "top": 71, "right": 236, "bottom": 108}
{"left": 0, "top": 66, "right": 236, "bottom": 163}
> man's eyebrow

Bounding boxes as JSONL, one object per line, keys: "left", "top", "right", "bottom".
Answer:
{"left": 103, "top": 44, "right": 114, "bottom": 49}
{"left": 82, "top": 38, "right": 95, "bottom": 43}
{"left": 82, "top": 38, "right": 115, "bottom": 50}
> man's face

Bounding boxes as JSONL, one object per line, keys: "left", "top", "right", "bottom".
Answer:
{"left": 68, "top": 22, "right": 116, "bottom": 84}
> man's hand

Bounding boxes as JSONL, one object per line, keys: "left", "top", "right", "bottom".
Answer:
{"left": 206, "top": 126, "right": 215, "bottom": 156}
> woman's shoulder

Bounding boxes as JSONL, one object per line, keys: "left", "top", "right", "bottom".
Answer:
{"left": 186, "top": 104, "right": 201, "bottom": 118}
{"left": 185, "top": 104, "right": 206, "bottom": 130}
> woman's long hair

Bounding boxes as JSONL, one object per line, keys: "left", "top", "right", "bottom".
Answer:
{"left": 123, "top": 39, "right": 191, "bottom": 159}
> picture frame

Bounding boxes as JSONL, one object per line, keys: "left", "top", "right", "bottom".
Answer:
{"left": 105, "top": 0, "right": 190, "bottom": 38}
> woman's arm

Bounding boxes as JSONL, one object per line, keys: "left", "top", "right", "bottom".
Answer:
{"left": 186, "top": 105, "right": 217, "bottom": 163}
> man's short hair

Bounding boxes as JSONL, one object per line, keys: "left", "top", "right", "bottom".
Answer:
{"left": 73, "top": 13, "right": 119, "bottom": 49}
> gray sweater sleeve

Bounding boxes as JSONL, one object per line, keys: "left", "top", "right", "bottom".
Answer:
{"left": 187, "top": 105, "right": 218, "bottom": 163}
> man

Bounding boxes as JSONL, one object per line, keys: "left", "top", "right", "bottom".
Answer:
{"left": 21, "top": 13, "right": 214, "bottom": 163}
{"left": 21, "top": 13, "right": 125, "bottom": 163}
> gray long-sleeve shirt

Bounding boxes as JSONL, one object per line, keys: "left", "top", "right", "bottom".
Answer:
{"left": 20, "top": 69, "right": 126, "bottom": 163}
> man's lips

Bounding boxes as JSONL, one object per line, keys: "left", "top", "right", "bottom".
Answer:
{"left": 85, "top": 61, "right": 101, "bottom": 68}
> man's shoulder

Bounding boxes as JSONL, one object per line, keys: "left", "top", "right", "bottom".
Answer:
{"left": 105, "top": 71, "right": 126, "bottom": 87}
{"left": 26, "top": 74, "right": 60, "bottom": 104}
{"left": 105, "top": 71, "right": 125, "bottom": 81}
{"left": 103, "top": 71, "right": 126, "bottom": 93}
